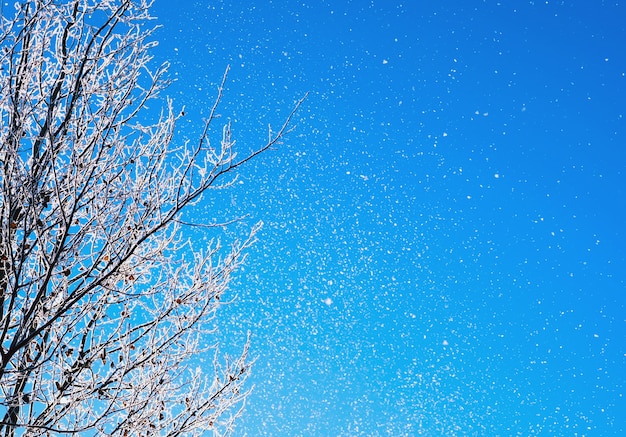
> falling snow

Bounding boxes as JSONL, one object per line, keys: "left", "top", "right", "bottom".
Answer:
{"left": 151, "top": 0, "right": 626, "bottom": 435}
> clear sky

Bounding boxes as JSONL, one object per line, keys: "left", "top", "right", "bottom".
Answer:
{"left": 151, "top": 1, "right": 625, "bottom": 435}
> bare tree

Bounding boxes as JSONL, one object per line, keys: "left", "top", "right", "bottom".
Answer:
{"left": 0, "top": 0, "right": 305, "bottom": 435}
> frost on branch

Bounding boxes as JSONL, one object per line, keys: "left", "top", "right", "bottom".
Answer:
{"left": 0, "top": 0, "right": 305, "bottom": 435}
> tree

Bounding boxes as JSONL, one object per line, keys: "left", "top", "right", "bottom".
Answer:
{"left": 0, "top": 0, "right": 305, "bottom": 435}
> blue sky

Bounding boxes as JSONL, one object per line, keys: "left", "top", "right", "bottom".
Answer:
{"left": 151, "top": 1, "right": 625, "bottom": 435}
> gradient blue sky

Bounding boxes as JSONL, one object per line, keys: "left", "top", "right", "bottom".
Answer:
{"left": 151, "top": 1, "right": 625, "bottom": 435}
